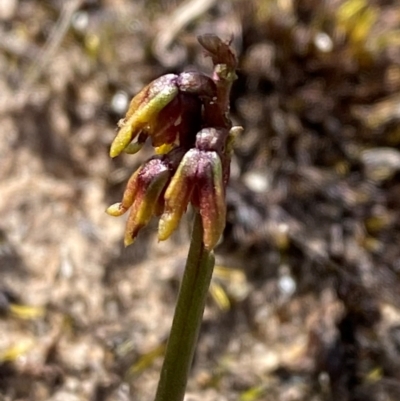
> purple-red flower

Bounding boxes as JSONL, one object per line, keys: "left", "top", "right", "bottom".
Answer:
{"left": 107, "top": 149, "right": 185, "bottom": 246}
{"left": 107, "top": 35, "right": 240, "bottom": 250}
{"left": 158, "top": 150, "right": 224, "bottom": 250}
{"left": 110, "top": 72, "right": 217, "bottom": 158}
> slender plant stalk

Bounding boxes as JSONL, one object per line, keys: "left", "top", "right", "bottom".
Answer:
{"left": 106, "top": 35, "right": 237, "bottom": 400}
{"left": 154, "top": 212, "right": 215, "bottom": 401}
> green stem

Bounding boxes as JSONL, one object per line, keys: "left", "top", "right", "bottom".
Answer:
{"left": 154, "top": 212, "right": 215, "bottom": 401}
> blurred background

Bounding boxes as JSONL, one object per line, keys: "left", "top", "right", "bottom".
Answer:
{"left": 1, "top": 0, "right": 400, "bottom": 400}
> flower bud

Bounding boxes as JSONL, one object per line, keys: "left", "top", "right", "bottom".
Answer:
{"left": 197, "top": 34, "right": 237, "bottom": 72}
{"left": 177, "top": 72, "right": 216, "bottom": 99}
{"left": 195, "top": 127, "right": 228, "bottom": 152}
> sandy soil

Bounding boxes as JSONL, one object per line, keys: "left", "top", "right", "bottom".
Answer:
{"left": 1, "top": 1, "right": 400, "bottom": 400}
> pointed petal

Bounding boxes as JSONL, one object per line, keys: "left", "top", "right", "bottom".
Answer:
{"left": 158, "top": 149, "right": 199, "bottom": 241}
{"left": 197, "top": 152, "right": 226, "bottom": 250}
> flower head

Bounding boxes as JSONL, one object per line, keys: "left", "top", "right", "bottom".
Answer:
{"left": 107, "top": 35, "right": 240, "bottom": 250}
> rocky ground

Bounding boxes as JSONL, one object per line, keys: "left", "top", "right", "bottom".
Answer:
{"left": 1, "top": 1, "right": 400, "bottom": 400}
